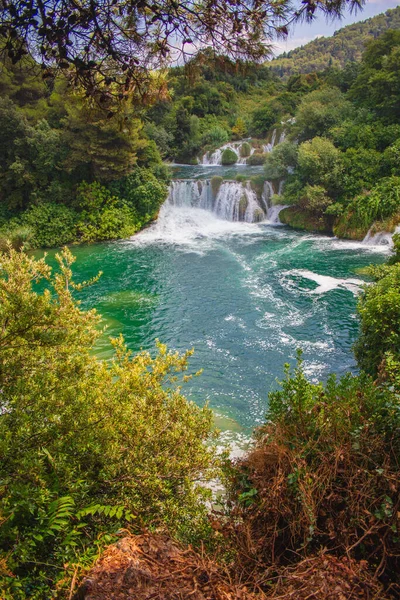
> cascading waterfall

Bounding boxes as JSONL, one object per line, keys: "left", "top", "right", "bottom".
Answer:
{"left": 362, "top": 225, "right": 400, "bottom": 247}
{"left": 167, "top": 178, "right": 288, "bottom": 225}
{"left": 200, "top": 132, "right": 285, "bottom": 166}
{"left": 167, "top": 180, "right": 213, "bottom": 211}
{"left": 168, "top": 179, "right": 266, "bottom": 223}
{"left": 261, "top": 180, "right": 288, "bottom": 224}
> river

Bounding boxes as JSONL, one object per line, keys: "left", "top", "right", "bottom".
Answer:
{"left": 61, "top": 164, "right": 391, "bottom": 446}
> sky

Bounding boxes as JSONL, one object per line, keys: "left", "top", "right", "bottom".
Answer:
{"left": 273, "top": 0, "right": 400, "bottom": 55}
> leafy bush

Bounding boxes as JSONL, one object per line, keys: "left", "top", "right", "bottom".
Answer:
{"left": 76, "top": 204, "right": 139, "bottom": 242}
{"left": 240, "top": 142, "right": 251, "bottom": 158}
{"left": 19, "top": 203, "right": 78, "bottom": 248}
{"left": 298, "top": 185, "right": 333, "bottom": 215}
{"left": 247, "top": 152, "right": 267, "bottom": 166}
{"left": 297, "top": 137, "right": 343, "bottom": 194}
{"left": 336, "top": 176, "right": 400, "bottom": 239}
{"left": 0, "top": 226, "right": 34, "bottom": 252}
{"left": 264, "top": 141, "right": 298, "bottom": 180}
{"left": 355, "top": 259, "right": 400, "bottom": 382}
{"left": 210, "top": 176, "right": 223, "bottom": 196}
{"left": 201, "top": 126, "right": 229, "bottom": 149}
{"left": 110, "top": 168, "right": 168, "bottom": 218}
{"left": 0, "top": 248, "right": 220, "bottom": 598}
{"left": 294, "top": 86, "right": 353, "bottom": 141}
{"left": 228, "top": 356, "right": 400, "bottom": 585}
{"left": 250, "top": 105, "right": 277, "bottom": 137}
{"left": 221, "top": 148, "right": 238, "bottom": 165}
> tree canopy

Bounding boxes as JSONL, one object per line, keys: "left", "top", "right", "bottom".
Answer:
{"left": 0, "top": 0, "right": 365, "bottom": 97}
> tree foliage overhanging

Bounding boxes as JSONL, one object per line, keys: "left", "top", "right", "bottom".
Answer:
{"left": 0, "top": 0, "right": 365, "bottom": 97}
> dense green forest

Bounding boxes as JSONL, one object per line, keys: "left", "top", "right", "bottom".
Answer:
{"left": 270, "top": 5, "right": 400, "bottom": 78}
{"left": 0, "top": 58, "right": 170, "bottom": 249}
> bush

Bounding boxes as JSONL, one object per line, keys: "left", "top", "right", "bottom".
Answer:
{"left": 297, "top": 137, "right": 343, "bottom": 193}
{"left": 354, "top": 260, "right": 400, "bottom": 381}
{"left": 221, "top": 148, "right": 238, "bottom": 165}
{"left": 264, "top": 141, "right": 298, "bottom": 180}
{"left": 0, "top": 226, "right": 34, "bottom": 252}
{"left": 298, "top": 185, "right": 333, "bottom": 215}
{"left": 336, "top": 176, "right": 400, "bottom": 239}
{"left": 19, "top": 203, "right": 78, "bottom": 248}
{"left": 247, "top": 152, "right": 267, "bottom": 166}
{"left": 201, "top": 126, "right": 229, "bottom": 148}
{"left": 240, "top": 142, "right": 251, "bottom": 158}
{"left": 250, "top": 104, "right": 277, "bottom": 137}
{"left": 228, "top": 356, "right": 400, "bottom": 586}
{"left": 76, "top": 204, "right": 139, "bottom": 242}
{"left": 210, "top": 176, "right": 223, "bottom": 196}
{"left": 0, "top": 248, "right": 220, "bottom": 598}
{"left": 110, "top": 168, "right": 168, "bottom": 218}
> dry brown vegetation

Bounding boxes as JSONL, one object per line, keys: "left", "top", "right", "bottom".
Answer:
{"left": 74, "top": 533, "right": 390, "bottom": 600}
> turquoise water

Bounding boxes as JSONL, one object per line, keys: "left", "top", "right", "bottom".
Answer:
{"left": 56, "top": 205, "right": 388, "bottom": 436}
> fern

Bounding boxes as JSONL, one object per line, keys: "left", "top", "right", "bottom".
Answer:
{"left": 46, "top": 496, "right": 75, "bottom": 536}
{"left": 76, "top": 503, "right": 134, "bottom": 522}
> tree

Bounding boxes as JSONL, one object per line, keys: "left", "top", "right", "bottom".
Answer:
{"left": 0, "top": 0, "right": 365, "bottom": 98}
{"left": 61, "top": 96, "right": 142, "bottom": 182}
{"left": 264, "top": 141, "right": 298, "bottom": 179}
{"left": 349, "top": 30, "right": 400, "bottom": 122}
{"left": 0, "top": 248, "right": 219, "bottom": 598}
{"left": 297, "top": 136, "right": 343, "bottom": 194}
{"left": 294, "top": 86, "right": 353, "bottom": 141}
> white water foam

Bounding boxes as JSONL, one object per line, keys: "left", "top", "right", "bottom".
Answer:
{"left": 131, "top": 204, "right": 266, "bottom": 248}
{"left": 266, "top": 204, "right": 288, "bottom": 224}
{"left": 282, "top": 269, "right": 364, "bottom": 295}
{"left": 362, "top": 224, "right": 400, "bottom": 248}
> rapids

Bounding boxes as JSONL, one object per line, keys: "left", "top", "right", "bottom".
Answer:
{"left": 60, "top": 165, "right": 392, "bottom": 441}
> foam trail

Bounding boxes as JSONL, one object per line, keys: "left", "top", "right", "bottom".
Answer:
{"left": 285, "top": 269, "right": 364, "bottom": 295}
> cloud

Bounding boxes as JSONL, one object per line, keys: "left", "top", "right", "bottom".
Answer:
{"left": 366, "top": 0, "right": 398, "bottom": 5}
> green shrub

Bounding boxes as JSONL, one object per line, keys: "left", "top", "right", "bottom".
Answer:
{"left": 355, "top": 260, "right": 400, "bottom": 381}
{"left": 298, "top": 185, "right": 333, "bottom": 215}
{"left": 230, "top": 356, "right": 400, "bottom": 582}
{"left": 0, "top": 226, "right": 34, "bottom": 252}
{"left": 110, "top": 168, "right": 168, "bottom": 218}
{"left": 0, "top": 248, "right": 220, "bottom": 598}
{"left": 201, "top": 126, "right": 229, "bottom": 148}
{"left": 76, "top": 204, "right": 139, "bottom": 242}
{"left": 221, "top": 148, "right": 238, "bottom": 165}
{"left": 240, "top": 142, "right": 251, "bottom": 158}
{"left": 247, "top": 152, "right": 267, "bottom": 166}
{"left": 210, "top": 176, "right": 223, "bottom": 196}
{"left": 20, "top": 203, "right": 78, "bottom": 248}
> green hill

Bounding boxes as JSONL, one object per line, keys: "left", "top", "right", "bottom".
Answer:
{"left": 269, "top": 5, "right": 400, "bottom": 78}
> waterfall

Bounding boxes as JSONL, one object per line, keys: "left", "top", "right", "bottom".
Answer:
{"left": 362, "top": 225, "right": 400, "bottom": 247}
{"left": 168, "top": 179, "right": 265, "bottom": 223}
{"left": 261, "top": 181, "right": 274, "bottom": 211}
{"left": 168, "top": 180, "right": 213, "bottom": 211}
{"left": 200, "top": 131, "right": 287, "bottom": 165}
{"left": 266, "top": 204, "right": 289, "bottom": 224}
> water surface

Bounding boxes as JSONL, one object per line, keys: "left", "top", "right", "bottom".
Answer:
{"left": 63, "top": 209, "right": 387, "bottom": 436}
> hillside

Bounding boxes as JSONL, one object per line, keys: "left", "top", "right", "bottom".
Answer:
{"left": 269, "top": 5, "right": 400, "bottom": 78}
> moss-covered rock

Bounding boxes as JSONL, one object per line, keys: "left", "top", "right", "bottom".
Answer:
{"left": 247, "top": 153, "right": 267, "bottom": 166}
{"left": 240, "top": 142, "right": 251, "bottom": 158}
{"left": 221, "top": 148, "right": 238, "bottom": 165}
{"left": 238, "top": 195, "right": 248, "bottom": 220}
{"left": 253, "top": 208, "right": 265, "bottom": 223}
{"left": 210, "top": 176, "right": 223, "bottom": 196}
{"left": 333, "top": 211, "right": 369, "bottom": 240}
{"left": 279, "top": 206, "right": 332, "bottom": 234}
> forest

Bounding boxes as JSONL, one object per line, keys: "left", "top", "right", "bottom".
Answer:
{"left": 1, "top": 2, "right": 400, "bottom": 599}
